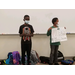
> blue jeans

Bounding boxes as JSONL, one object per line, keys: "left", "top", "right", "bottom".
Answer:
{"left": 49, "top": 45, "right": 59, "bottom": 63}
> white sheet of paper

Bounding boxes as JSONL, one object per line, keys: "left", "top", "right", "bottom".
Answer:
{"left": 51, "top": 27, "right": 67, "bottom": 43}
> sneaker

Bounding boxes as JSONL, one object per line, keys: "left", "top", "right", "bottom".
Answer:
{"left": 54, "top": 63, "right": 59, "bottom": 65}
{"left": 27, "top": 63, "right": 31, "bottom": 65}
{"left": 49, "top": 63, "right": 53, "bottom": 65}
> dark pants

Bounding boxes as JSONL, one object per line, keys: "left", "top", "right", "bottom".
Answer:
{"left": 21, "top": 40, "right": 32, "bottom": 65}
{"left": 49, "top": 45, "right": 59, "bottom": 64}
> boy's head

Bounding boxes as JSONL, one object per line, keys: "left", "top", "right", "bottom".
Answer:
{"left": 52, "top": 17, "right": 59, "bottom": 26}
{"left": 23, "top": 15, "right": 30, "bottom": 24}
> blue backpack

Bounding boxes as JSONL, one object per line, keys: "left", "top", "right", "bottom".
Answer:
{"left": 6, "top": 52, "right": 13, "bottom": 65}
{"left": 61, "top": 60, "right": 74, "bottom": 65}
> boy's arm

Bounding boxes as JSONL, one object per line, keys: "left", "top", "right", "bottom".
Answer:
{"left": 26, "top": 34, "right": 34, "bottom": 37}
{"left": 27, "top": 25, "right": 34, "bottom": 37}
{"left": 19, "top": 25, "right": 34, "bottom": 37}
{"left": 19, "top": 26, "right": 30, "bottom": 37}
{"left": 19, "top": 26, "right": 23, "bottom": 37}
{"left": 47, "top": 27, "right": 52, "bottom": 36}
{"left": 20, "top": 33, "right": 33, "bottom": 37}
{"left": 20, "top": 33, "right": 26, "bottom": 37}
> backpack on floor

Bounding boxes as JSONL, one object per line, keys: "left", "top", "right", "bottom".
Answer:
{"left": 40, "top": 50, "right": 64, "bottom": 64}
{"left": 7, "top": 52, "right": 12, "bottom": 58}
{"left": 6, "top": 52, "right": 13, "bottom": 65}
{"left": 0, "top": 60, "right": 6, "bottom": 65}
{"left": 40, "top": 56, "right": 49, "bottom": 64}
{"left": 12, "top": 51, "right": 21, "bottom": 65}
{"left": 61, "top": 60, "right": 74, "bottom": 65}
{"left": 58, "top": 51, "right": 64, "bottom": 62}
{"left": 72, "top": 57, "right": 75, "bottom": 61}
{"left": 30, "top": 50, "right": 41, "bottom": 64}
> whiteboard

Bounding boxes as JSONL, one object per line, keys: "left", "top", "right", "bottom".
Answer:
{"left": 0, "top": 9, "right": 75, "bottom": 34}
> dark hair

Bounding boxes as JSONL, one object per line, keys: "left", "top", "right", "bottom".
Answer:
{"left": 52, "top": 17, "right": 58, "bottom": 24}
{"left": 24, "top": 15, "right": 30, "bottom": 19}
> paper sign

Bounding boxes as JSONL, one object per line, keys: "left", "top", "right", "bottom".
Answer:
{"left": 51, "top": 27, "right": 67, "bottom": 43}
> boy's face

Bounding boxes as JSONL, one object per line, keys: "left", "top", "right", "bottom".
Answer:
{"left": 54, "top": 19, "right": 59, "bottom": 25}
{"left": 24, "top": 17, "right": 30, "bottom": 21}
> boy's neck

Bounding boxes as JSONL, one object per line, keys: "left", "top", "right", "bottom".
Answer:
{"left": 53, "top": 24, "right": 57, "bottom": 27}
{"left": 24, "top": 23, "right": 28, "bottom": 25}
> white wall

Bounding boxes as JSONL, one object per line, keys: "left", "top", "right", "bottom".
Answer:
{"left": 0, "top": 9, "right": 75, "bottom": 34}
{"left": 0, "top": 34, "right": 75, "bottom": 59}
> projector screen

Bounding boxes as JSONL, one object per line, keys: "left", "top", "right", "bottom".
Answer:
{"left": 0, "top": 9, "right": 75, "bottom": 34}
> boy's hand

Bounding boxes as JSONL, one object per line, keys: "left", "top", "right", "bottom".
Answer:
{"left": 20, "top": 33, "right": 26, "bottom": 37}
{"left": 48, "top": 27, "right": 52, "bottom": 31}
{"left": 26, "top": 34, "right": 30, "bottom": 36}
{"left": 22, "top": 34, "right": 30, "bottom": 36}
{"left": 22, "top": 33, "right": 28, "bottom": 36}
{"left": 22, "top": 33, "right": 26, "bottom": 36}
{"left": 64, "top": 27, "right": 66, "bottom": 29}
{"left": 21, "top": 33, "right": 33, "bottom": 37}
